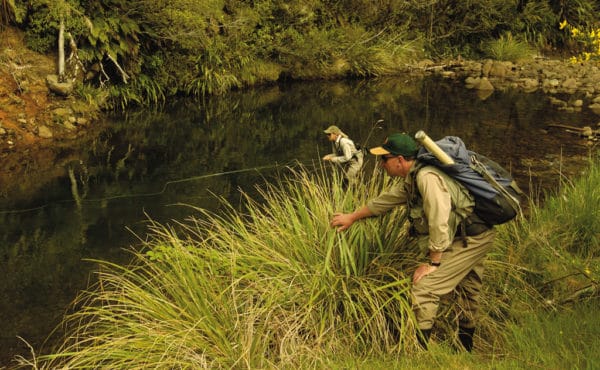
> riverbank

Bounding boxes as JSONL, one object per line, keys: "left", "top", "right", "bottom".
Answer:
{"left": 0, "top": 28, "right": 105, "bottom": 203}
{"left": 423, "top": 57, "right": 600, "bottom": 116}
{"left": 24, "top": 148, "right": 600, "bottom": 369}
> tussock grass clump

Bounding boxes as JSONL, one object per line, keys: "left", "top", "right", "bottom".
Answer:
{"left": 34, "top": 166, "right": 421, "bottom": 368}
{"left": 493, "top": 155, "right": 600, "bottom": 308}
{"left": 541, "top": 162, "right": 600, "bottom": 259}
{"left": 482, "top": 33, "right": 535, "bottom": 62}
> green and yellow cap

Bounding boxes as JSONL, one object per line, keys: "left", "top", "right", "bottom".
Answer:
{"left": 370, "top": 133, "right": 419, "bottom": 157}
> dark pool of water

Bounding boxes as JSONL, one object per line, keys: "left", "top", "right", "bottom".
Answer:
{"left": 0, "top": 75, "right": 596, "bottom": 365}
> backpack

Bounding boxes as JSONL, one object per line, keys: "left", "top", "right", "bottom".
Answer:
{"left": 416, "top": 135, "right": 523, "bottom": 226}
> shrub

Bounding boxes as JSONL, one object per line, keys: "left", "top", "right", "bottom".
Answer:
{"left": 481, "top": 33, "right": 535, "bottom": 62}
{"left": 560, "top": 20, "right": 600, "bottom": 65}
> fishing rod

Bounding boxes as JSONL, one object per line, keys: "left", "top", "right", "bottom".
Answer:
{"left": 359, "top": 118, "right": 384, "bottom": 153}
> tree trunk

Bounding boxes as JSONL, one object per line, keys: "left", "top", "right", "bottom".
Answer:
{"left": 58, "top": 16, "right": 65, "bottom": 82}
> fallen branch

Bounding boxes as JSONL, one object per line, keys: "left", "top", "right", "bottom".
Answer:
{"left": 559, "top": 283, "right": 598, "bottom": 304}
{"left": 547, "top": 124, "right": 597, "bottom": 138}
{"left": 106, "top": 52, "right": 130, "bottom": 84}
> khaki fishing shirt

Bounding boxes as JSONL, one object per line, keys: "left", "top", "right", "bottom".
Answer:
{"left": 366, "top": 165, "right": 474, "bottom": 252}
{"left": 330, "top": 136, "right": 362, "bottom": 164}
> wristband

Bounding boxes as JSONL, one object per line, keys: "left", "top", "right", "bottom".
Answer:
{"left": 429, "top": 261, "right": 441, "bottom": 267}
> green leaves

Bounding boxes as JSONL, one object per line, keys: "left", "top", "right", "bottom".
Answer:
{"left": 13, "top": 0, "right": 600, "bottom": 106}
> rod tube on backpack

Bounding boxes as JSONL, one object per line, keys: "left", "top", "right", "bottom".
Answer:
{"left": 414, "top": 130, "right": 455, "bottom": 165}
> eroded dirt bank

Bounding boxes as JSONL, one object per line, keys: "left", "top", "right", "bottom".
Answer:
{"left": 1, "top": 28, "right": 104, "bottom": 203}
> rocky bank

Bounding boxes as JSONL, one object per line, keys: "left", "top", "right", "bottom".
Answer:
{"left": 419, "top": 58, "right": 600, "bottom": 118}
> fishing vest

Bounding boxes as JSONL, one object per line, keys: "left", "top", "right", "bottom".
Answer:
{"left": 335, "top": 137, "right": 362, "bottom": 160}
{"left": 405, "top": 162, "right": 476, "bottom": 243}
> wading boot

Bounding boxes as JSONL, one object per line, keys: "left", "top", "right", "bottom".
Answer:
{"left": 417, "top": 328, "right": 431, "bottom": 350}
{"left": 458, "top": 326, "right": 475, "bottom": 352}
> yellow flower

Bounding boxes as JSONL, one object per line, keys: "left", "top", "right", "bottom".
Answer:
{"left": 572, "top": 28, "right": 580, "bottom": 37}
{"left": 584, "top": 52, "right": 591, "bottom": 61}
{"left": 559, "top": 20, "right": 568, "bottom": 30}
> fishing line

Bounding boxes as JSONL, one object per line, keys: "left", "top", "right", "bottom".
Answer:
{"left": 95, "top": 163, "right": 286, "bottom": 202}
{"left": 0, "top": 161, "right": 310, "bottom": 215}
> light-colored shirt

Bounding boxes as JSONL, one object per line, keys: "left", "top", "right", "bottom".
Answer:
{"left": 366, "top": 166, "right": 473, "bottom": 252}
{"left": 330, "top": 136, "right": 360, "bottom": 164}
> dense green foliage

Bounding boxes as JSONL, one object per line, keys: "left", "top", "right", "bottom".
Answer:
{"left": 1, "top": 0, "right": 599, "bottom": 107}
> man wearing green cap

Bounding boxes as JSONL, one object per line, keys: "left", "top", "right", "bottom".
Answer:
{"left": 322, "top": 125, "right": 364, "bottom": 187}
{"left": 330, "top": 133, "right": 495, "bottom": 352}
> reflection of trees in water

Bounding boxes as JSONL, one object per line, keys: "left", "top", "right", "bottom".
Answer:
{"left": 98, "top": 76, "right": 550, "bottom": 191}
{"left": 0, "top": 205, "right": 95, "bottom": 360}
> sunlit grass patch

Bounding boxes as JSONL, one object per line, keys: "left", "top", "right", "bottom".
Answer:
{"left": 500, "top": 299, "right": 600, "bottom": 369}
